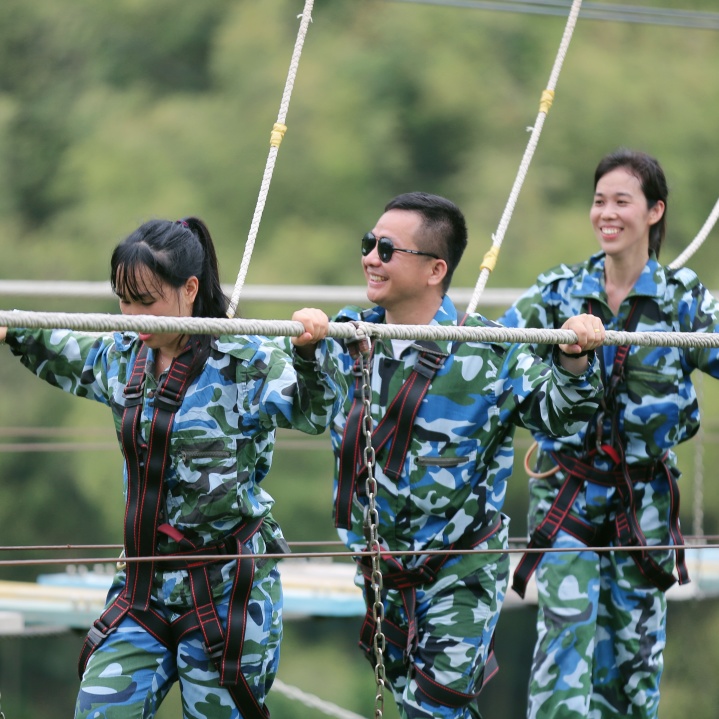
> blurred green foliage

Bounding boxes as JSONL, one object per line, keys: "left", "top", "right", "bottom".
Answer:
{"left": 0, "top": 1, "right": 718, "bottom": 717}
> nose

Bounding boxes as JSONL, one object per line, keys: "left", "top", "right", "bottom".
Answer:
{"left": 601, "top": 202, "right": 617, "bottom": 218}
{"left": 363, "top": 243, "right": 381, "bottom": 265}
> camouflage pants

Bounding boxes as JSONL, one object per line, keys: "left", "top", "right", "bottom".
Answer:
{"left": 75, "top": 563, "right": 283, "bottom": 719}
{"left": 526, "top": 474, "right": 676, "bottom": 719}
{"left": 375, "top": 529, "right": 510, "bottom": 719}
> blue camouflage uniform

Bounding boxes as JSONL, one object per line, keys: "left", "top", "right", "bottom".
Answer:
{"left": 328, "top": 295, "right": 603, "bottom": 719}
{"left": 499, "top": 251, "right": 719, "bottom": 719}
{"left": 5, "top": 326, "right": 343, "bottom": 719}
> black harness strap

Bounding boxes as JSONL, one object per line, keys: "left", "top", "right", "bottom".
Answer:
{"left": 77, "top": 343, "right": 269, "bottom": 719}
{"left": 511, "top": 452, "right": 684, "bottom": 597}
{"left": 335, "top": 359, "right": 369, "bottom": 529}
{"left": 414, "top": 650, "right": 499, "bottom": 710}
{"left": 357, "top": 516, "right": 503, "bottom": 709}
{"left": 336, "top": 341, "right": 449, "bottom": 529}
{"left": 513, "top": 297, "right": 688, "bottom": 597}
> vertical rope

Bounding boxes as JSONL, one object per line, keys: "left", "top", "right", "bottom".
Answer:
{"left": 227, "top": 0, "right": 316, "bottom": 318}
{"left": 466, "top": 0, "right": 584, "bottom": 314}
{"left": 668, "top": 197, "right": 719, "bottom": 270}
{"left": 691, "top": 372, "right": 705, "bottom": 588}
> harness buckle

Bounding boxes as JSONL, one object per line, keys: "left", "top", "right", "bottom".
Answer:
{"left": 87, "top": 621, "right": 116, "bottom": 646}
{"left": 204, "top": 639, "right": 225, "bottom": 662}
{"left": 154, "top": 395, "right": 183, "bottom": 412}
{"left": 414, "top": 352, "right": 447, "bottom": 379}
{"left": 529, "top": 527, "right": 554, "bottom": 550}
{"left": 123, "top": 388, "right": 144, "bottom": 407}
{"left": 407, "top": 564, "right": 437, "bottom": 585}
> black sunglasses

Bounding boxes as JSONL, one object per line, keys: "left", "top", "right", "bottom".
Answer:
{"left": 361, "top": 232, "right": 440, "bottom": 263}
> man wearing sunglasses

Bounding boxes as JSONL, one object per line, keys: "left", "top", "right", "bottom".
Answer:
{"left": 295, "top": 192, "right": 605, "bottom": 719}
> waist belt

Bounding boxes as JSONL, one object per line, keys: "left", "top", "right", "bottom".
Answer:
{"left": 512, "top": 451, "right": 689, "bottom": 598}
{"left": 357, "top": 516, "right": 502, "bottom": 710}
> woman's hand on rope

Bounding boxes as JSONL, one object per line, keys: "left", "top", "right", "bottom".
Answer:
{"left": 556, "top": 313, "right": 605, "bottom": 373}
{"left": 291, "top": 307, "right": 329, "bottom": 359}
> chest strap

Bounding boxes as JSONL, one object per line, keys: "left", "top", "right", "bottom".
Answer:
{"left": 357, "top": 516, "right": 502, "bottom": 709}
{"left": 336, "top": 341, "right": 449, "bottom": 529}
{"left": 586, "top": 296, "right": 643, "bottom": 453}
{"left": 512, "top": 451, "right": 688, "bottom": 598}
{"left": 77, "top": 342, "right": 270, "bottom": 719}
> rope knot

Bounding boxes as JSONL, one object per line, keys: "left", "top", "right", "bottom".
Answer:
{"left": 346, "top": 321, "right": 372, "bottom": 360}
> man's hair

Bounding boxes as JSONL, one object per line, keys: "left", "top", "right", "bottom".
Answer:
{"left": 384, "top": 192, "right": 468, "bottom": 292}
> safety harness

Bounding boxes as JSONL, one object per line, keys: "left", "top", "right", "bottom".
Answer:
{"left": 513, "top": 297, "right": 688, "bottom": 598}
{"left": 338, "top": 338, "right": 501, "bottom": 708}
{"left": 78, "top": 342, "right": 269, "bottom": 719}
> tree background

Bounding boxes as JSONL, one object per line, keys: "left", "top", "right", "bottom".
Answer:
{"left": 0, "top": 1, "right": 718, "bottom": 717}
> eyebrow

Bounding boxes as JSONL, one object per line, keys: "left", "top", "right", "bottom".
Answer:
{"left": 594, "top": 190, "right": 633, "bottom": 198}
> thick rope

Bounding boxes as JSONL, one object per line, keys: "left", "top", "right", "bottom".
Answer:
{"left": 692, "top": 373, "right": 705, "bottom": 547}
{"left": 466, "top": 0, "right": 584, "bottom": 313}
{"left": 226, "top": 0, "right": 316, "bottom": 318}
{"left": 668, "top": 197, "right": 719, "bottom": 270}
{"left": 4, "top": 308, "right": 719, "bottom": 349}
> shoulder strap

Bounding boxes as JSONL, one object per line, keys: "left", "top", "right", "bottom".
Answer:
{"left": 587, "top": 297, "right": 649, "bottom": 455}
{"left": 81, "top": 340, "right": 201, "bottom": 675}
{"left": 120, "top": 341, "right": 200, "bottom": 607}
{"left": 335, "top": 341, "right": 449, "bottom": 529}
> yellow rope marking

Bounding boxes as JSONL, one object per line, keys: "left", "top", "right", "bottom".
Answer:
{"left": 479, "top": 245, "right": 500, "bottom": 273}
{"left": 539, "top": 88, "right": 555, "bottom": 114}
{"left": 270, "top": 122, "right": 288, "bottom": 148}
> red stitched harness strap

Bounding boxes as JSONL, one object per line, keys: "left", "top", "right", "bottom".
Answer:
{"left": 77, "top": 342, "right": 270, "bottom": 719}
{"left": 335, "top": 341, "right": 449, "bottom": 529}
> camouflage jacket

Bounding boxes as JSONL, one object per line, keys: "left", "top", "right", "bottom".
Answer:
{"left": 499, "top": 252, "right": 719, "bottom": 467}
{"left": 6, "top": 328, "right": 343, "bottom": 558}
{"left": 329, "top": 295, "right": 602, "bottom": 561}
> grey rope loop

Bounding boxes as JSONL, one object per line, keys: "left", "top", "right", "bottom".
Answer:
{"left": 4, "top": 309, "right": 719, "bottom": 349}
{"left": 668, "top": 197, "right": 719, "bottom": 270}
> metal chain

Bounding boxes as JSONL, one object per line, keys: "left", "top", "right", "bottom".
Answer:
{"left": 358, "top": 348, "right": 386, "bottom": 718}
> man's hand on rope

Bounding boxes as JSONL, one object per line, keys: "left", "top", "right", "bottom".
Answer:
{"left": 556, "top": 313, "right": 605, "bottom": 373}
{"left": 291, "top": 307, "right": 329, "bottom": 360}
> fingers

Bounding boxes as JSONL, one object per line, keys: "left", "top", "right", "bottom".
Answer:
{"left": 558, "top": 313, "right": 605, "bottom": 355}
{"left": 291, "top": 308, "right": 329, "bottom": 347}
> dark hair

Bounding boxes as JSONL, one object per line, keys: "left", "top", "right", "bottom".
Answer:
{"left": 384, "top": 192, "right": 468, "bottom": 292}
{"left": 594, "top": 149, "right": 668, "bottom": 258}
{"left": 111, "top": 216, "right": 228, "bottom": 367}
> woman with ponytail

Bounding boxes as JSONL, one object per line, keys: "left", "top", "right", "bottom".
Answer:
{"left": 0, "top": 216, "right": 343, "bottom": 718}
